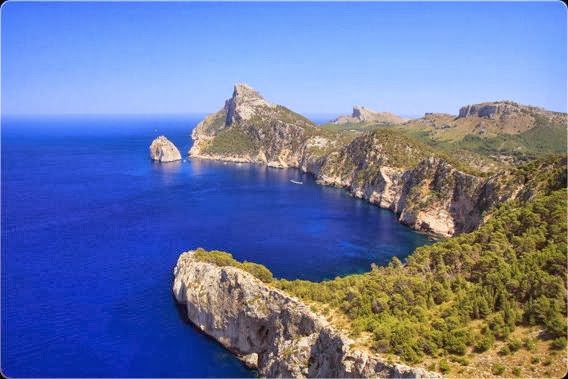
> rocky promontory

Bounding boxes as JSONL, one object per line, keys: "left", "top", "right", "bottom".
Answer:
{"left": 188, "top": 85, "right": 567, "bottom": 237}
{"left": 149, "top": 136, "right": 182, "bottom": 162}
{"left": 332, "top": 105, "right": 407, "bottom": 125}
{"left": 189, "top": 83, "right": 315, "bottom": 168}
{"left": 172, "top": 250, "right": 440, "bottom": 378}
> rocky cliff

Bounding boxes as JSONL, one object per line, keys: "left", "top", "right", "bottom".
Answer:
{"left": 189, "top": 83, "right": 315, "bottom": 168}
{"left": 149, "top": 136, "right": 182, "bottom": 162}
{"left": 172, "top": 250, "right": 440, "bottom": 378}
{"left": 189, "top": 85, "right": 566, "bottom": 236}
{"left": 333, "top": 105, "right": 407, "bottom": 125}
{"left": 457, "top": 100, "right": 554, "bottom": 121}
{"left": 311, "top": 130, "right": 566, "bottom": 236}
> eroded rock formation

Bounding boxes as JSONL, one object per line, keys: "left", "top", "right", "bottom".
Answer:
{"left": 172, "top": 251, "right": 440, "bottom": 378}
{"left": 149, "top": 136, "right": 182, "bottom": 162}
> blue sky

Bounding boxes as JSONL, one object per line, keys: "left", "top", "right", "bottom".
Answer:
{"left": 1, "top": 1, "right": 566, "bottom": 117}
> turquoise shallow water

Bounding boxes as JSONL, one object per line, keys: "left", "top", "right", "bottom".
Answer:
{"left": 1, "top": 116, "right": 431, "bottom": 377}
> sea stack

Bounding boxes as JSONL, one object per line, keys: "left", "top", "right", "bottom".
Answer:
{"left": 149, "top": 136, "right": 182, "bottom": 163}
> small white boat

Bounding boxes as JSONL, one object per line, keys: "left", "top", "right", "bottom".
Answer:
{"left": 289, "top": 179, "right": 303, "bottom": 185}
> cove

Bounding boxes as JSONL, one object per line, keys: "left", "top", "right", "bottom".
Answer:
{"left": 1, "top": 116, "right": 430, "bottom": 377}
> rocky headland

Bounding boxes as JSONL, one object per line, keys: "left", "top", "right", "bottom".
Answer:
{"left": 172, "top": 250, "right": 440, "bottom": 378}
{"left": 149, "top": 135, "right": 182, "bottom": 162}
{"left": 189, "top": 83, "right": 314, "bottom": 168}
{"left": 188, "top": 84, "right": 566, "bottom": 237}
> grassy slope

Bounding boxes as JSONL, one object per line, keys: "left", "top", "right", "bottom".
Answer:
{"left": 391, "top": 113, "right": 567, "bottom": 167}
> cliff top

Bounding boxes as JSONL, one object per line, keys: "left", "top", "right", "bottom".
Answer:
{"left": 456, "top": 100, "right": 565, "bottom": 119}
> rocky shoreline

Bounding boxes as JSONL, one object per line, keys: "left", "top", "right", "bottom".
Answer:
{"left": 186, "top": 84, "right": 553, "bottom": 237}
{"left": 172, "top": 251, "right": 440, "bottom": 378}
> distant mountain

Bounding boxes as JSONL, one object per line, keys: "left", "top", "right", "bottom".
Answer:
{"left": 332, "top": 105, "right": 408, "bottom": 125}
{"left": 395, "top": 100, "right": 567, "bottom": 163}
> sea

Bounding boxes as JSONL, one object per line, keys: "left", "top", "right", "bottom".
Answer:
{"left": 1, "top": 115, "right": 430, "bottom": 377}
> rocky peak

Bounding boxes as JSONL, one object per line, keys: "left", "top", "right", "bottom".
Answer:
{"left": 352, "top": 105, "right": 376, "bottom": 122}
{"left": 231, "top": 83, "right": 263, "bottom": 101}
{"left": 225, "top": 83, "right": 275, "bottom": 124}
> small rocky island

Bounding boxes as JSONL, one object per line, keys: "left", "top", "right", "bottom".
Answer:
{"left": 149, "top": 135, "right": 181, "bottom": 162}
{"left": 173, "top": 250, "right": 440, "bottom": 378}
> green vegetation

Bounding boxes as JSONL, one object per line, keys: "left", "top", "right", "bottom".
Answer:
{"left": 508, "top": 338, "right": 522, "bottom": 352}
{"left": 451, "top": 123, "right": 567, "bottom": 159}
{"left": 321, "top": 128, "right": 486, "bottom": 180}
{"left": 450, "top": 356, "right": 469, "bottom": 366}
{"left": 273, "top": 105, "right": 315, "bottom": 128}
{"left": 492, "top": 363, "right": 506, "bottom": 376}
{"left": 188, "top": 155, "right": 566, "bottom": 371}
{"left": 551, "top": 337, "right": 567, "bottom": 350}
{"left": 203, "top": 127, "right": 259, "bottom": 156}
{"left": 200, "top": 109, "right": 228, "bottom": 135}
{"left": 192, "top": 248, "right": 273, "bottom": 283}
{"left": 524, "top": 338, "right": 537, "bottom": 351}
{"left": 318, "top": 121, "right": 388, "bottom": 133}
{"left": 438, "top": 358, "right": 450, "bottom": 374}
{"left": 275, "top": 188, "right": 567, "bottom": 363}
{"left": 393, "top": 112, "right": 567, "bottom": 164}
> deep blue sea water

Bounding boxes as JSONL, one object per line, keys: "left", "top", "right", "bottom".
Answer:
{"left": 1, "top": 116, "right": 430, "bottom": 377}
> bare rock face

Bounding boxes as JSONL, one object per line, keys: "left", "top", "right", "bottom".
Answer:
{"left": 149, "top": 136, "right": 182, "bottom": 162}
{"left": 333, "top": 105, "right": 408, "bottom": 125}
{"left": 172, "top": 251, "right": 441, "bottom": 378}
{"left": 458, "top": 102, "right": 521, "bottom": 119}
{"left": 310, "top": 132, "right": 566, "bottom": 236}
{"left": 225, "top": 83, "right": 276, "bottom": 124}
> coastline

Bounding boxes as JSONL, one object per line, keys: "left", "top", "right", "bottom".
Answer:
{"left": 188, "top": 153, "right": 448, "bottom": 240}
{"left": 173, "top": 250, "right": 441, "bottom": 378}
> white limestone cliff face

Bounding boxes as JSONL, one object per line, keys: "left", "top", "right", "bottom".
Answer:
{"left": 172, "top": 251, "right": 441, "bottom": 379}
{"left": 306, "top": 128, "right": 545, "bottom": 236}
{"left": 149, "top": 136, "right": 182, "bottom": 162}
